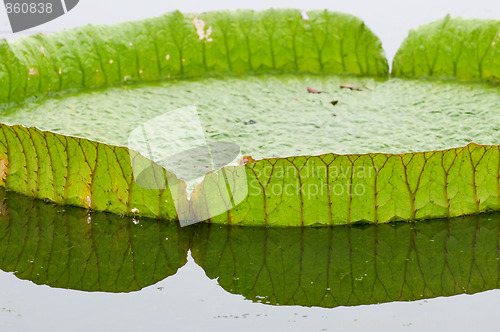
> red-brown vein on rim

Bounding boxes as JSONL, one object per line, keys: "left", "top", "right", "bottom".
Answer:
{"left": 24, "top": 127, "right": 41, "bottom": 195}
{"left": 75, "top": 138, "right": 97, "bottom": 210}
{"left": 230, "top": 165, "right": 252, "bottom": 225}
{"left": 318, "top": 154, "right": 336, "bottom": 226}
{"left": 287, "top": 157, "right": 305, "bottom": 227}
{"left": 102, "top": 146, "right": 116, "bottom": 210}
{"left": 215, "top": 170, "right": 234, "bottom": 224}
{"left": 0, "top": 126, "right": 12, "bottom": 186}
{"left": 229, "top": 167, "right": 244, "bottom": 224}
{"left": 268, "top": 160, "right": 287, "bottom": 222}
{"left": 130, "top": 150, "right": 155, "bottom": 211}
{"left": 210, "top": 173, "right": 233, "bottom": 224}
{"left": 40, "top": 131, "right": 58, "bottom": 203}
{"left": 467, "top": 143, "right": 487, "bottom": 214}
{"left": 247, "top": 160, "right": 274, "bottom": 227}
{"left": 440, "top": 148, "right": 460, "bottom": 218}
{"left": 112, "top": 146, "right": 132, "bottom": 212}
{"left": 254, "top": 160, "right": 284, "bottom": 223}
{"left": 400, "top": 152, "right": 428, "bottom": 221}
{"left": 221, "top": 167, "right": 244, "bottom": 225}
{"left": 262, "top": 158, "right": 278, "bottom": 226}
{"left": 347, "top": 155, "right": 360, "bottom": 225}
{"left": 0, "top": 126, "right": 8, "bottom": 152}
{"left": 53, "top": 134, "right": 70, "bottom": 203}
{"left": 10, "top": 126, "right": 30, "bottom": 194}
{"left": 130, "top": 149, "right": 169, "bottom": 218}
{"left": 368, "top": 154, "right": 389, "bottom": 224}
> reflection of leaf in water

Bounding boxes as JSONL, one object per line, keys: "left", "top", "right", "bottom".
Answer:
{"left": 0, "top": 190, "right": 499, "bottom": 307}
{"left": 0, "top": 190, "right": 190, "bottom": 292}
{"left": 191, "top": 214, "right": 500, "bottom": 308}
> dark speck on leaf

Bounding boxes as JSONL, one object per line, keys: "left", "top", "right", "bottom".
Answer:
{"left": 330, "top": 100, "right": 338, "bottom": 106}
{"left": 487, "top": 75, "right": 499, "bottom": 84}
{"left": 244, "top": 120, "right": 256, "bottom": 125}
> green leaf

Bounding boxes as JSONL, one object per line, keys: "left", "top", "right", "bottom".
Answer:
{"left": 0, "top": 11, "right": 499, "bottom": 226}
{"left": 191, "top": 212, "right": 500, "bottom": 308}
{"left": 0, "top": 189, "right": 190, "bottom": 292}
{"left": 0, "top": 39, "right": 27, "bottom": 105}
{"left": 191, "top": 143, "right": 500, "bottom": 226}
{"left": 393, "top": 16, "right": 500, "bottom": 81}
{"left": 3, "top": 120, "right": 500, "bottom": 226}
{"left": 0, "top": 123, "right": 184, "bottom": 219}
{"left": 0, "top": 9, "right": 388, "bottom": 107}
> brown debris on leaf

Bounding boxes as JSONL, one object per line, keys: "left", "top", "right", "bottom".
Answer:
{"left": 239, "top": 156, "right": 256, "bottom": 165}
{"left": 306, "top": 87, "right": 322, "bottom": 94}
{"left": 340, "top": 85, "right": 372, "bottom": 91}
{"left": 0, "top": 155, "right": 7, "bottom": 185}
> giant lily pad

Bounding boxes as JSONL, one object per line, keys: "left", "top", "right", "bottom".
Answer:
{"left": 0, "top": 10, "right": 499, "bottom": 226}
